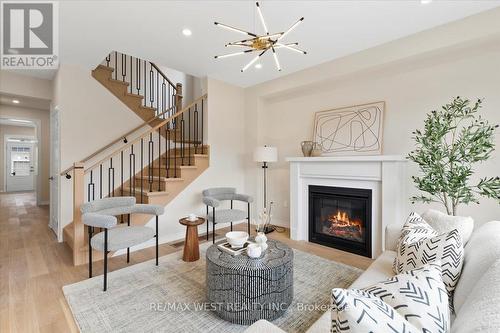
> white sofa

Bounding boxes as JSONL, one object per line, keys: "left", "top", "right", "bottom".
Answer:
{"left": 245, "top": 220, "right": 500, "bottom": 333}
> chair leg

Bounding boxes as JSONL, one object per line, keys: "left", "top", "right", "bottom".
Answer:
{"left": 88, "top": 226, "right": 93, "bottom": 278}
{"left": 155, "top": 215, "right": 159, "bottom": 266}
{"left": 103, "top": 228, "right": 108, "bottom": 292}
{"left": 247, "top": 202, "right": 251, "bottom": 236}
{"left": 206, "top": 205, "right": 209, "bottom": 241}
{"left": 127, "top": 214, "right": 130, "bottom": 263}
{"left": 212, "top": 207, "right": 216, "bottom": 244}
{"left": 230, "top": 200, "right": 233, "bottom": 231}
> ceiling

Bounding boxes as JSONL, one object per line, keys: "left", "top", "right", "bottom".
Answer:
{"left": 13, "top": 1, "right": 500, "bottom": 87}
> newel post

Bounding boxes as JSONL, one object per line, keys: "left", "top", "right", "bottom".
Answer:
{"left": 72, "top": 162, "right": 85, "bottom": 265}
{"left": 175, "top": 83, "right": 183, "bottom": 111}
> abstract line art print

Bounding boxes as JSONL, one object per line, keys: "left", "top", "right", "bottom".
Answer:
{"left": 313, "top": 101, "right": 384, "bottom": 155}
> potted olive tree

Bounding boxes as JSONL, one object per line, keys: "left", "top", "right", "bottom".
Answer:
{"left": 409, "top": 96, "right": 500, "bottom": 215}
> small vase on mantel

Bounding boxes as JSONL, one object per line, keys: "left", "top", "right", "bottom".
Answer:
{"left": 255, "top": 232, "right": 268, "bottom": 252}
{"left": 301, "top": 141, "right": 314, "bottom": 157}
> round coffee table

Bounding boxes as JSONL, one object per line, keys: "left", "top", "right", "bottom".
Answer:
{"left": 179, "top": 217, "right": 205, "bottom": 262}
{"left": 206, "top": 239, "right": 294, "bottom": 325}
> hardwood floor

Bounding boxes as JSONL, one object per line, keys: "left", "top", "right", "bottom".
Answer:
{"left": 0, "top": 192, "right": 372, "bottom": 332}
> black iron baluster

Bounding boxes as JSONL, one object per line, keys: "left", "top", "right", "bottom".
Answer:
{"left": 158, "top": 127, "right": 161, "bottom": 191}
{"left": 108, "top": 158, "right": 114, "bottom": 197}
{"left": 156, "top": 71, "right": 159, "bottom": 117}
{"left": 165, "top": 125, "right": 170, "bottom": 178}
{"left": 174, "top": 120, "right": 177, "bottom": 178}
{"left": 88, "top": 170, "right": 95, "bottom": 202}
{"left": 201, "top": 99, "right": 204, "bottom": 154}
{"left": 188, "top": 107, "right": 191, "bottom": 165}
{"left": 181, "top": 114, "right": 185, "bottom": 166}
{"left": 140, "top": 138, "right": 144, "bottom": 203}
{"left": 99, "top": 164, "right": 103, "bottom": 199}
{"left": 120, "top": 151, "right": 124, "bottom": 196}
{"left": 121, "top": 53, "right": 126, "bottom": 82}
{"left": 130, "top": 55, "right": 133, "bottom": 94}
{"left": 168, "top": 86, "right": 172, "bottom": 117}
{"left": 114, "top": 51, "right": 118, "bottom": 80}
{"left": 143, "top": 60, "right": 147, "bottom": 107}
{"left": 105, "top": 54, "right": 110, "bottom": 67}
{"left": 149, "top": 65, "right": 154, "bottom": 108}
{"left": 136, "top": 58, "right": 141, "bottom": 96}
{"left": 148, "top": 133, "right": 153, "bottom": 192}
{"left": 129, "top": 145, "right": 136, "bottom": 198}
{"left": 194, "top": 104, "right": 199, "bottom": 154}
{"left": 162, "top": 81, "right": 166, "bottom": 119}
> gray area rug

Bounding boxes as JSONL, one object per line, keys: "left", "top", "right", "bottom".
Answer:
{"left": 63, "top": 244, "right": 363, "bottom": 333}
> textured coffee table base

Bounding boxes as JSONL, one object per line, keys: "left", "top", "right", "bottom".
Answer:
{"left": 206, "top": 240, "right": 294, "bottom": 325}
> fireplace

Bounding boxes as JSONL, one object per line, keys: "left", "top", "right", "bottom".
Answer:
{"left": 309, "top": 185, "right": 372, "bottom": 257}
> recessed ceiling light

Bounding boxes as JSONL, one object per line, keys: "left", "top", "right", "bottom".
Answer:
{"left": 12, "top": 99, "right": 20, "bottom": 104}
{"left": 182, "top": 28, "right": 192, "bottom": 36}
{"left": 420, "top": 0, "right": 432, "bottom": 4}
{"left": 255, "top": 63, "right": 262, "bottom": 69}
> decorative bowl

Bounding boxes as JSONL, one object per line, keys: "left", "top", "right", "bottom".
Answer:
{"left": 225, "top": 231, "right": 249, "bottom": 249}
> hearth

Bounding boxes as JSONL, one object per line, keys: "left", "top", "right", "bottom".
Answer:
{"left": 309, "top": 185, "right": 372, "bottom": 257}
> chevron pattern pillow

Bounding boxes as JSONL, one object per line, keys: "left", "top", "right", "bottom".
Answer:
{"left": 393, "top": 212, "right": 464, "bottom": 302}
{"left": 331, "top": 263, "right": 450, "bottom": 333}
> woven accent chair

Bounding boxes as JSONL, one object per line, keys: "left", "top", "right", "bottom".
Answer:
{"left": 81, "top": 197, "right": 164, "bottom": 291}
{"left": 202, "top": 187, "right": 253, "bottom": 244}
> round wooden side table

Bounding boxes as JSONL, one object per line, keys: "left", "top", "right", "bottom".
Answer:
{"left": 179, "top": 217, "right": 205, "bottom": 262}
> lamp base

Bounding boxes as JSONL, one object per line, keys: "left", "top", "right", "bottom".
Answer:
{"left": 263, "top": 225, "right": 275, "bottom": 234}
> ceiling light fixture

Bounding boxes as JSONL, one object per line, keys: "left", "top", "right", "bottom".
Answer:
{"left": 420, "top": 0, "right": 432, "bottom": 4}
{"left": 255, "top": 63, "right": 262, "bottom": 69}
{"left": 214, "top": 1, "right": 306, "bottom": 72}
{"left": 12, "top": 99, "right": 20, "bottom": 104}
{"left": 182, "top": 28, "right": 192, "bottom": 36}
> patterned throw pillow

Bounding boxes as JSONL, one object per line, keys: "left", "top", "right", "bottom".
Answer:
{"left": 331, "top": 263, "right": 450, "bottom": 333}
{"left": 393, "top": 212, "right": 464, "bottom": 302}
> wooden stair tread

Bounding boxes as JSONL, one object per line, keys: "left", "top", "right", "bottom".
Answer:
{"left": 124, "top": 92, "right": 143, "bottom": 100}
{"left": 123, "top": 186, "right": 169, "bottom": 197}
{"left": 95, "top": 64, "right": 114, "bottom": 72}
{"left": 108, "top": 78, "right": 129, "bottom": 86}
{"left": 135, "top": 176, "right": 184, "bottom": 182}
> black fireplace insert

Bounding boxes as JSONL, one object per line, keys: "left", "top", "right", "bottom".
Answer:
{"left": 309, "top": 185, "right": 372, "bottom": 257}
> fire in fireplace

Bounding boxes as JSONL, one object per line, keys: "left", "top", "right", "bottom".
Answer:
{"left": 309, "top": 185, "right": 372, "bottom": 257}
{"left": 322, "top": 210, "right": 364, "bottom": 242}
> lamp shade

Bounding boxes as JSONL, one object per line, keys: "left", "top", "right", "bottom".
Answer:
{"left": 253, "top": 146, "right": 278, "bottom": 162}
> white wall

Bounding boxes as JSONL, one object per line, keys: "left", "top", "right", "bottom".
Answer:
{"left": 244, "top": 15, "right": 500, "bottom": 227}
{"left": 53, "top": 64, "right": 145, "bottom": 228}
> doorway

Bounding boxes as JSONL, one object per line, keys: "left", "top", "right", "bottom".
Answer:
{"left": 5, "top": 139, "right": 36, "bottom": 192}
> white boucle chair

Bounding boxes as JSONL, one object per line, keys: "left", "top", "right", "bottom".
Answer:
{"left": 81, "top": 196, "right": 164, "bottom": 291}
{"left": 202, "top": 187, "right": 253, "bottom": 243}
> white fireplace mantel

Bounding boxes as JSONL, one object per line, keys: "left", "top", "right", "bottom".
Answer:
{"left": 286, "top": 155, "right": 408, "bottom": 258}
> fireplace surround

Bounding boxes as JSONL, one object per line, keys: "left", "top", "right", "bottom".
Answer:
{"left": 287, "top": 155, "right": 408, "bottom": 258}
{"left": 309, "top": 185, "right": 372, "bottom": 257}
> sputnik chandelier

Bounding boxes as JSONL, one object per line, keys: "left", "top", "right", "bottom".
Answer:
{"left": 214, "top": 2, "right": 306, "bottom": 72}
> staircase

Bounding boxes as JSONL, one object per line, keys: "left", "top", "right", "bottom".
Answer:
{"left": 63, "top": 51, "right": 209, "bottom": 266}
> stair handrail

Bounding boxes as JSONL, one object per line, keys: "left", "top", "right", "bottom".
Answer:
{"left": 84, "top": 93, "right": 207, "bottom": 174}
{"left": 150, "top": 62, "right": 176, "bottom": 89}
{"left": 59, "top": 103, "right": 178, "bottom": 176}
